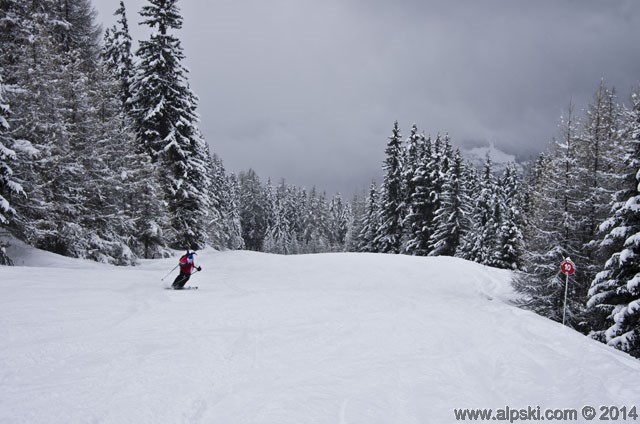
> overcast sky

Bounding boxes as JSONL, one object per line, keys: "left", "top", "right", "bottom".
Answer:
{"left": 93, "top": 0, "right": 640, "bottom": 195}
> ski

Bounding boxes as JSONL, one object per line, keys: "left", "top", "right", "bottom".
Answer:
{"left": 165, "top": 286, "right": 198, "bottom": 290}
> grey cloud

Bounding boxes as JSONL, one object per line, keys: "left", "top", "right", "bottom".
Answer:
{"left": 94, "top": 0, "right": 640, "bottom": 194}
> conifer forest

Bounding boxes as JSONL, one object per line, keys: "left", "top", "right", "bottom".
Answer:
{"left": 0, "top": 0, "right": 639, "bottom": 358}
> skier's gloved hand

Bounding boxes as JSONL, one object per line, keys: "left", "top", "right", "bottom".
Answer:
{"left": 197, "top": 266, "right": 202, "bottom": 271}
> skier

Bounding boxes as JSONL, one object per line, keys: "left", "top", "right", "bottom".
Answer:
{"left": 172, "top": 250, "right": 202, "bottom": 289}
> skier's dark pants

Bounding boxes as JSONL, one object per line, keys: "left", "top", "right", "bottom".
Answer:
{"left": 172, "top": 272, "right": 190, "bottom": 289}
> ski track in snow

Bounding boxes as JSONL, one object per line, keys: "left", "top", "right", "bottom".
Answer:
{"left": 1, "top": 247, "right": 639, "bottom": 423}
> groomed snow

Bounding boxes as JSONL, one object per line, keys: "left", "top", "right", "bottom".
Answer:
{"left": 1, "top": 244, "right": 639, "bottom": 423}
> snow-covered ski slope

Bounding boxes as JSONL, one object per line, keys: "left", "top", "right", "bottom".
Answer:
{"left": 1, "top": 245, "right": 639, "bottom": 424}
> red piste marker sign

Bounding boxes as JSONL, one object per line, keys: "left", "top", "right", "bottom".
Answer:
{"left": 560, "top": 258, "right": 576, "bottom": 276}
{"left": 560, "top": 257, "right": 576, "bottom": 326}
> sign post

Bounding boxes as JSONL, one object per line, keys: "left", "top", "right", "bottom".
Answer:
{"left": 560, "top": 257, "right": 576, "bottom": 326}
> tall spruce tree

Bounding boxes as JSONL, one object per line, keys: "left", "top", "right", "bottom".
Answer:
{"left": 302, "top": 188, "right": 331, "bottom": 253}
{"left": 345, "top": 190, "right": 365, "bottom": 252}
{"left": 374, "top": 121, "right": 404, "bottom": 253}
{"left": 428, "top": 149, "right": 468, "bottom": 257}
{"left": 578, "top": 82, "right": 623, "bottom": 242}
{"left": 577, "top": 82, "right": 625, "bottom": 303}
{"left": 239, "top": 169, "right": 269, "bottom": 251}
{"left": 491, "top": 163, "right": 524, "bottom": 270}
{"left": 95, "top": 57, "right": 172, "bottom": 261}
{"left": 210, "top": 156, "right": 243, "bottom": 250}
{"left": 4, "top": 0, "right": 102, "bottom": 257}
{"left": 130, "top": 0, "right": 214, "bottom": 249}
{"left": 263, "top": 181, "right": 293, "bottom": 254}
{"left": 515, "top": 106, "right": 585, "bottom": 327}
{"left": 455, "top": 161, "right": 479, "bottom": 259}
{"left": 103, "top": 0, "right": 134, "bottom": 108}
{"left": 358, "top": 181, "right": 380, "bottom": 252}
{"left": 328, "top": 193, "right": 350, "bottom": 251}
{"left": 458, "top": 155, "right": 497, "bottom": 264}
{"left": 406, "top": 136, "right": 442, "bottom": 256}
{"left": 587, "top": 91, "right": 640, "bottom": 357}
{"left": 0, "top": 1, "right": 38, "bottom": 261}
{"left": 4, "top": 2, "right": 63, "bottom": 248}
{"left": 0, "top": 73, "right": 25, "bottom": 265}
{"left": 0, "top": 74, "right": 22, "bottom": 226}
{"left": 400, "top": 124, "right": 422, "bottom": 251}
{"left": 51, "top": 0, "right": 101, "bottom": 73}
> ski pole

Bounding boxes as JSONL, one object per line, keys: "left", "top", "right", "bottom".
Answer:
{"left": 161, "top": 264, "right": 179, "bottom": 281}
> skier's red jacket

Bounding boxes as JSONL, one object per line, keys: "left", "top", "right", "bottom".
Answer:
{"left": 179, "top": 253, "right": 197, "bottom": 274}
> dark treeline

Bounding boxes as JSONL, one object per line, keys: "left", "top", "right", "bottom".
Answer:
{"left": 353, "top": 122, "right": 523, "bottom": 272}
{"left": 0, "top": 0, "right": 638, "bottom": 358}
{"left": 238, "top": 171, "right": 352, "bottom": 254}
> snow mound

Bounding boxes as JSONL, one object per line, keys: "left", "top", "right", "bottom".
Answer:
{"left": 2, "top": 235, "right": 110, "bottom": 269}
{"left": 1, "top": 250, "right": 638, "bottom": 423}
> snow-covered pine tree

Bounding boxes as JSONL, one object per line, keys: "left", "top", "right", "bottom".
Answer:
{"left": 262, "top": 182, "right": 285, "bottom": 254}
{"left": 491, "top": 163, "right": 524, "bottom": 270}
{"left": 404, "top": 135, "right": 439, "bottom": 255}
{"left": 103, "top": 0, "right": 134, "bottom": 108}
{"left": 282, "top": 183, "right": 304, "bottom": 254}
{"left": 357, "top": 181, "right": 380, "bottom": 252}
{"left": 0, "top": 0, "right": 31, "bottom": 83}
{"left": 428, "top": 148, "right": 468, "bottom": 257}
{"left": 587, "top": 90, "right": 640, "bottom": 357}
{"left": 226, "top": 173, "right": 245, "bottom": 250}
{"left": 400, "top": 124, "right": 422, "bottom": 252}
{"left": 300, "top": 186, "right": 316, "bottom": 253}
{"left": 328, "top": 193, "right": 350, "bottom": 251}
{"left": 290, "top": 186, "right": 308, "bottom": 253}
{"left": 93, "top": 58, "right": 172, "bottom": 261}
{"left": 514, "top": 154, "right": 572, "bottom": 323}
{"left": 6, "top": 2, "right": 96, "bottom": 256}
{"left": 129, "top": 159, "right": 174, "bottom": 259}
{"left": 345, "top": 190, "right": 365, "bottom": 252}
{"left": 42, "top": 0, "right": 159, "bottom": 263}
{"left": 76, "top": 64, "right": 132, "bottom": 264}
{"left": 576, "top": 82, "right": 625, "bottom": 300}
{"left": 0, "top": 74, "right": 21, "bottom": 224}
{"left": 130, "top": 0, "right": 214, "bottom": 249}
{"left": 479, "top": 157, "right": 501, "bottom": 266}
{"left": 56, "top": 0, "right": 161, "bottom": 262}
{"left": 439, "top": 135, "right": 453, "bottom": 176}
{"left": 0, "top": 0, "right": 173, "bottom": 262}
{"left": 302, "top": 188, "right": 331, "bottom": 253}
{"left": 432, "top": 134, "right": 445, "bottom": 183}
{"left": 50, "top": 0, "right": 101, "bottom": 73}
{"left": 266, "top": 183, "right": 303, "bottom": 254}
{"left": 514, "top": 105, "right": 585, "bottom": 327}
{"left": 0, "top": 72, "right": 25, "bottom": 265}
{"left": 1, "top": 2, "right": 54, "bottom": 246}
{"left": 202, "top": 154, "right": 227, "bottom": 250}
{"left": 455, "top": 161, "right": 479, "bottom": 259}
{"left": 374, "top": 122, "right": 404, "bottom": 253}
{"left": 239, "top": 169, "right": 269, "bottom": 251}
{"left": 457, "top": 155, "right": 497, "bottom": 264}
{"left": 217, "top": 168, "right": 244, "bottom": 250}
{"left": 578, "top": 82, "right": 624, "bottom": 241}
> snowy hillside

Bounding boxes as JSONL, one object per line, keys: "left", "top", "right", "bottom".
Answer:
{"left": 1, "top": 246, "right": 638, "bottom": 423}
